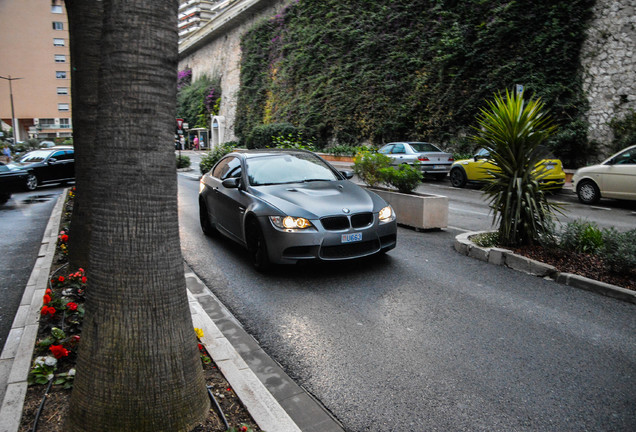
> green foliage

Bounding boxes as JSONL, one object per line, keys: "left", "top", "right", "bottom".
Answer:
{"left": 471, "top": 231, "right": 501, "bottom": 248}
{"left": 472, "top": 90, "right": 560, "bottom": 247}
{"left": 324, "top": 145, "right": 370, "bottom": 157}
{"left": 352, "top": 152, "right": 392, "bottom": 188}
{"left": 609, "top": 110, "right": 636, "bottom": 154}
{"left": 380, "top": 163, "right": 423, "bottom": 194}
{"left": 199, "top": 141, "right": 238, "bottom": 175}
{"left": 599, "top": 228, "right": 636, "bottom": 274}
{"left": 245, "top": 122, "right": 298, "bottom": 149}
{"left": 271, "top": 130, "right": 316, "bottom": 151}
{"left": 236, "top": 0, "right": 594, "bottom": 165}
{"left": 176, "top": 155, "right": 191, "bottom": 169}
{"left": 176, "top": 74, "right": 222, "bottom": 129}
{"left": 559, "top": 220, "right": 604, "bottom": 254}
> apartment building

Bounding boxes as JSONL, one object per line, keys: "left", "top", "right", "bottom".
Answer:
{"left": 179, "top": 0, "right": 231, "bottom": 42}
{"left": 0, "top": 0, "right": 72, "bottom": 142}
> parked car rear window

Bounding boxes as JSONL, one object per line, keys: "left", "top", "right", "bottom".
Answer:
{"left": 409, "top": 143, "right": 440, "bottom": 152}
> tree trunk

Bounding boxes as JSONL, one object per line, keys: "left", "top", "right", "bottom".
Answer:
{"left": 66, "top": 1, "right": 210, "bottom": 430}
{"left": 65, "top": 0, "right": 102, "bottom": 270}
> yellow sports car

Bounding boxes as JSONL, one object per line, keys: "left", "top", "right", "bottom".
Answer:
{"left": 449, "top": 148, "right": 566, "bottom": 191}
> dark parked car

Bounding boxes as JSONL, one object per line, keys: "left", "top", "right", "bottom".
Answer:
{"left": 16, "top": 147, "right": 75, "bottom": 189}
{"left": 377, "top": 142, "right": 454, "bottom": 180}
{"left": 0, "top": 161, "right": 35, "bottom": 204}
{"left": 199, "top": 149, "right": 398, "bottom": 270}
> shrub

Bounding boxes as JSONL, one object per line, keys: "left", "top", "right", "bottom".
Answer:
{"left": 176, "top": 155, "right": 191, "bottom": 169}
{"left": 559, "top": 220, "right": 604, "bottom": 254}
{"left": 599, "top": 228, "right": 636, "bottom": 274}
{"left": 271, "top": 130, "right": 316, "bottom": 151}
{"left": 380, "top": 164, "right": 422, "bottom": 194}
{"left": 609, "top": 110, "right": 636, "bottom": 155}
{"left": 352, "top": 152, "right": 392, "bottom": 188}
{"left": 471, "top": 90, "right": 559, "bottom": 247}
{"left": 199, "top": 141, "right": 238, "bottom": 175}
{"left": 325, "top": 145, "right": 370, "bottom": 157}
{"left": 471, "top": 231, "right": 500, "bottom": 248}
{"left": 246, "top": 123, "right": 298, "bottom": 149}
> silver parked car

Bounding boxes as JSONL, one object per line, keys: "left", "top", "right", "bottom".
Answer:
{"left": 199, "top": 149, "right": 397, "bottom": 270}
{"left": 378, "top": 142, "right": 454, "bottom": 180}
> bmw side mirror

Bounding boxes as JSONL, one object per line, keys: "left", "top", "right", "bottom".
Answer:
{"left": 222, "top": 177, "right": 241, "bottom": 188}
{"left": 48, "top": 158, "right": 57, "bottom": 164}
{"left": 340, "top": 170, "right": 354, "bottom": 179}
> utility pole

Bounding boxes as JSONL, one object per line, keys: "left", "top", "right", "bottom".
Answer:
{"left": 0, "top": 75, "right": 23, "bottom": 142}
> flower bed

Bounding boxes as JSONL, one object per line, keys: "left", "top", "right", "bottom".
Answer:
{"left": 18, "top": 188, "right": 258, "bottom": 432}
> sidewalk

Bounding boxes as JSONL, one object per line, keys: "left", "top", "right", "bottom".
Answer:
{"left": 0, "top": 192, "right": 343, "bottom": 432}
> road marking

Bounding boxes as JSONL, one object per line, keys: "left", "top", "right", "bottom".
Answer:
{"left": 590, "top": 206, "right": 612, "bottom": 211}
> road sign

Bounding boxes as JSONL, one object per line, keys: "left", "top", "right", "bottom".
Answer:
{"left": 176, "top": 118, "right": 184, "bottom": 129}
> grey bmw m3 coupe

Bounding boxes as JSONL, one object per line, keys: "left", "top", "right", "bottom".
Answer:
{"left": 199, "top": 149, "right": 397, "bottom": 270}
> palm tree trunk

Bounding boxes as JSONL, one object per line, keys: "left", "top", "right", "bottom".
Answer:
{"left": 65, "top": 0, "right": 102, "bottom": 270}
{"left": 66, "top": 1, "right": 210, "bottom": 430}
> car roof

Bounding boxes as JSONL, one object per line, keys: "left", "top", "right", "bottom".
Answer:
{"left": 231, "top": 148, "right": 317, "bottom": 159}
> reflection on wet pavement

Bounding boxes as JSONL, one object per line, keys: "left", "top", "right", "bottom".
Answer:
{"left": 20, "top": 194, "right": 57, "bottom": 204}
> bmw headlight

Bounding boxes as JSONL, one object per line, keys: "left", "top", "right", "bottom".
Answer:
{"left": 379, "top": 205, "right": 395, "bottom": 223}
{"left": 269, "top": 216, "right": 314, "bottom": 230}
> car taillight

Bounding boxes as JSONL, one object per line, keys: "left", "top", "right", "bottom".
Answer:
{"left": 418, "top": 156, "right": 430, "bottom": 161}
{"left": 448, "top": 157, "right": 454, "bottom": 161}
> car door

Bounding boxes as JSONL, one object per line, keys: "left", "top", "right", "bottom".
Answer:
{"left": 211, "top": 156, "right": 247, "bottom": 241}
{"left": 601, "top": 148, "right": 636, "bottom": 199}
{"left": 41, "top": 150, "right": 68, "bottom": 182}
{"left": 390, "top": 143, "right": 409, "bottom": 165}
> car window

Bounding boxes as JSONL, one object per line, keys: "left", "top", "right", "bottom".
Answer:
{"left": 409, "top": 143, "right": 440, "bottom": 152}
{"left": 212, "top": 156, "right": 240, "bottom": 180}
{"left": 0, "top": 165, "right": 8, "bottom": 172}
{"left": 247, "top": 153, "right": 338, "bottom": 186}
{"left": 613, "top": 149, "right": 636, "bottom": 165}
{"left": 53, "top": 151, "right": 74, "bottom": 161}
{"left": 391, "top": 144, "right": 405, "bottom": 154}
{"left": 19, "top": 151, "right": 50, "bottom": 163}
{"left": 475, "top": 148, "right": 490, "bottom": 158}
{"left": 378, "top": 145, "right": 393, "bottom": 154}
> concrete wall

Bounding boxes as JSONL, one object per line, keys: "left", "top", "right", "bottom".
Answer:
{"left": 178, "top": 0, "right": 290, "bottom": 143}
{"left": 581, "top": 0, "right": 636, "bottom": 158}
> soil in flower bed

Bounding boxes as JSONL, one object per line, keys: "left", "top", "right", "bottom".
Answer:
{"left": 512, "top": 245, "right": 636, "bottom": 292}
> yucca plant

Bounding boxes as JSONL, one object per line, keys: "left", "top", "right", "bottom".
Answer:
{"left": 472, "top": 90, "right": 560, "bottom": 247}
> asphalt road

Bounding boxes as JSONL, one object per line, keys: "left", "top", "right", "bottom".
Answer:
{"left": 0, "top": 186, "right": 65, "bottom": 350}
{"left": 177, "top": 173, "right": 636, "bottom": 431}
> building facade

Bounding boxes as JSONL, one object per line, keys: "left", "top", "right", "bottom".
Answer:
{"left": 0, "top": 0, "right": 72, "bottom": 142}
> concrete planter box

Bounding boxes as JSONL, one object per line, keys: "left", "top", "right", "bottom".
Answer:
{"left": 370, "top": 188, "right": 448, "bottom": 230}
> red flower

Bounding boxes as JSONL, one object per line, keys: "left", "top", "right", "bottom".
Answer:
{"left": 66, "top": 302, "right": 78, "bottom": 311}
{"left": 78, "top": 268, "right": 84, "bottom": 273}
{"left": 40, "top": 306, "right": 56, "bottom": 317}
{"left": 43, "top": 294, "right": 51, "bottom": 304}
{"left": 45, "top": 288, "right": 52, "bottom": 295}
{"left": 50, "top": 345, "right": 69, "bottom": 359}
{"left": 241, "top": 427, "right": 248, "bottom": 432}
{"left": 198, "top": 343, "right": 204, "bottom": 351}
{"left": 58, "top": 276, "right": 65, "bottom": 282}
{"left": 71, "top": 335, "right": 81, "bottom": 344}
{"left": 81, "top": 276, "right": 87, "bottom": 284}
{"left": 60, "top": 234, "right": 69, "bottom": 243}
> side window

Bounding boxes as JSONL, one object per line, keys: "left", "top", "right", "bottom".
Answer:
{"left": 52, "top": 151, "right": 66, "bottom": 160}
{"left": 379, "top": 145, "right": 393, "bottom": 154}
{"left": 392, "top": 144, "right": 405, "bottom": 154}
{"left": 613, "top": 150, "right": 635, "bottom": 165}
{"left": 212, "top": 157, "right": 231, "bottom": 178}
{"left": 212, "top": 156, "right": 242, "bottom": 180}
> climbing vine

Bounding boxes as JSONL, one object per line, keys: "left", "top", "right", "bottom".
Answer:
{"left": 236, "top": 0, "right": 594, "bottom": 167}
{"left": 177, "top": 72, "right": 222, "bottom": 130}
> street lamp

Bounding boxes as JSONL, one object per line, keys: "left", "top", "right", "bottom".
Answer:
{"left": 0, "top": 75, "right": 23, "bottom": 142}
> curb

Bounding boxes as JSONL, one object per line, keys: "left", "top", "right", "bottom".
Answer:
{"left": 454, "top": 231, "right": 636, "bottom": 305}
{"left": 0, "top": 189, "right": 67, "bottom": 432}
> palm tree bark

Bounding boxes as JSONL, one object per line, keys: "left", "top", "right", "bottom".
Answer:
{"left": 66, "top": 1, "right": 210, "bottom": 430}
{"left": 65, "top": 0, "right": 102, "bottom": 269}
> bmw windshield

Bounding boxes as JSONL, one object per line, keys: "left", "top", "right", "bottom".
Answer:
{"left": 246, "top": 153, "right": 339, "bottom": 186}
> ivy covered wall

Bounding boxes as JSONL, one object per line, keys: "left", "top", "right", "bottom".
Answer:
{"left": 236, "top": 0, "right": 595, "bottom": 167}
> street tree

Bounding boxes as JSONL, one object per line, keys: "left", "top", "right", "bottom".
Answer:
{"left": 65, "top": 0, "right": 102, "bottom": 269}
{"left": 65, "top": 1, "right": 210, "bottom": 430}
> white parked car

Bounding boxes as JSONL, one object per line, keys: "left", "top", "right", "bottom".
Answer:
{"left": 572, "top": 145, "right": 636, "bottom": 204}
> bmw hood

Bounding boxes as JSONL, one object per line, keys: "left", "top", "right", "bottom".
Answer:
{"left": 252, "top": 180, "right": 387, "bottom": 219}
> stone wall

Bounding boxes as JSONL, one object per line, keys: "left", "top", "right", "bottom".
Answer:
{"left": 178, "top": 0, "right": 290, "bottom": 143}
{"left": 581, "top": 0, "right": 636, "bottom": 158}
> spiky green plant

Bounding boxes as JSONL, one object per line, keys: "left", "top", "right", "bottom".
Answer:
{"left": 472, "top": 90, "right": 560, "bottom": 247}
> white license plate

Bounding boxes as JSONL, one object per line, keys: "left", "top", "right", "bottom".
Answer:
{"left": 545, "top": 164, "right": 554, "bottom": 170}
{"left": 432, "top": 165, "right": 446, "bottom": 170}
{"left": 341, "top": 233, "right": 362, "bottom": 243}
